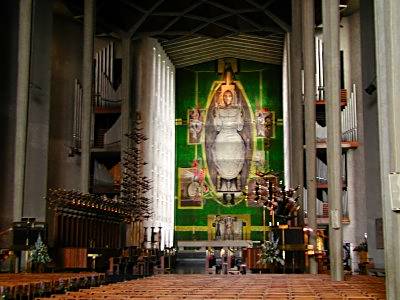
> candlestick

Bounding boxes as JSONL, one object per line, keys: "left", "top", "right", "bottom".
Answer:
{"left": 272, "top": 210, "right": 275, "bottom": 226}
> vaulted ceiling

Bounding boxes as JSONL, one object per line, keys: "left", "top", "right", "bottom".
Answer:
{"left": 61, "top": 0, "right": 352, "bottom": 67}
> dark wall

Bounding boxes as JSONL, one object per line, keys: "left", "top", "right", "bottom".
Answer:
{"left": 48, "top": 13, "right": 83, "bottom": 190}
{"left": 0, "top": 0, "right": 19, "bottom": 247}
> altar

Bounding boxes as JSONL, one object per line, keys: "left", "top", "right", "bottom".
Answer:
{"left": 177, "top": 240, "right": 253, "bottom": 250}
{"left": 177, "top": 226, "right": 306, "bottom": 274}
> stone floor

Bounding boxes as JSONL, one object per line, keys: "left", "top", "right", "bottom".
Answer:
{"left": 36, "top": 273, "right": 386, "bottom": 299}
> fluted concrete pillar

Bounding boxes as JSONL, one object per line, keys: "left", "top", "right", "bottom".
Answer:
{"left": 13, "top": 0, "right": 32, "bottom": 222}
{"left": 81, "top": 0, "right": 95, "bottom": 193}
{"left": 323, "top": 0, "right": 344, "bottom": 281}
{"left": 302, "top": 0, "right": 317, "bottom": 274}
{"left": 290, "top": 0, "right": 304, "bottom": 225}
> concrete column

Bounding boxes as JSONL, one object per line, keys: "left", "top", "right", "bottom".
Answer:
{"left": 23, "top": 0, "right": 53, "bottom": 221}
{"left": 80, "top": 0, "right": 95, "bottom": 193}
{"left": 374, "top": 1, "right": 400, "bottom": 298}
{"left": 290, "top": 0, "right": 304, "bottom": 225}
{"left": 302, "top": 0, "right": 317, "bottom": 274}
{"left": 323, "top": 0, "right": 344, "bottom": 281}
{"left": 13, "top": 0, "right": 32, "bottom": 222}
{"left": 283, "top": 34, "right": 291, "bottom": 187}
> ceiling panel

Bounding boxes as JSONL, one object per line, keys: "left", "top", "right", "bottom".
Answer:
{"left": 162, "top": 34, "right": 284, "bottom": 68}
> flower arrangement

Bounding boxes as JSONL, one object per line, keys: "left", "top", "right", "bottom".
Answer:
{"left": 257, "top": 237, "right": 284, "bottom": 266}
{"left": 30, "top": 234, "right": 51, "bottom": 265}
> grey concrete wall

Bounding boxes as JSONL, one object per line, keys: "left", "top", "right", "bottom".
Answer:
{"left": 0, "top": 0, "right": 19, "bottom": 247}
{"left": 23, "top": 0, "right": 53, "bottom": 221}
{"left": 360, "top": 0, "right": 384, "bottom": 268}
{"left": 48, "top": 14, "right": 83, "bottom": 190}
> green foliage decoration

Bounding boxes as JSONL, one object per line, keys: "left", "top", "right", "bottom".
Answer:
{"left": 257, "top": 237, "right": 284, "bottom": 266}
{"left": 29, "top": 234, "right": 51, "bottom": 265}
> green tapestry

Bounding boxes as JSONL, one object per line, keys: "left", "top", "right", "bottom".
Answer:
{"left": 175, "top": 59, "right": 283, "bottom": 242}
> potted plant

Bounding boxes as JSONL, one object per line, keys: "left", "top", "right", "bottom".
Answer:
{"left": 257, "top": 237, "right": 284, "bottom": 272}
{"left": 29, "top": 234, "right": 51, "bottom": 272}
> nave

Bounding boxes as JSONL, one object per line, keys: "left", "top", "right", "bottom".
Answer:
{"left": 36, "top": 274, "right": 385, "bottom": 300}
{"left": 3, "top": 0, "right": 400, "bottom": 298}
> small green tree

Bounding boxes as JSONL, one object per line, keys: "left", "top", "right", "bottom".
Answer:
{"left": 30, "top": 234, "right": 51, "bottom": 265}
{"left": 258, "top": 237, "right": 284, "bottom": 266}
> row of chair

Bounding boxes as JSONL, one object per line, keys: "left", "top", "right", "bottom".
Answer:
{"left": 36, "top": 274, "right": 385, "bottom": 300}
{"left": 0, "top": 272, "right": 104, "bottom": 299}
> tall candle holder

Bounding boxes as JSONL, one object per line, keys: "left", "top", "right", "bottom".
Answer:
{"left": 158, "top": 227, "right": 162, "bottom": 250}
{"left": 243, "top": 172, "right": 301, "bottom": 237}
{"left": 120, "top": 117, "right": 153, "bottom": 222}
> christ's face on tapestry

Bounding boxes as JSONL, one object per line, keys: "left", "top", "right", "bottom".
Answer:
{"left": 223, "top": 91, "right": 233, "bottom": 106}
{"left": 191, "top": 109, "right": 200, "bottom": 120}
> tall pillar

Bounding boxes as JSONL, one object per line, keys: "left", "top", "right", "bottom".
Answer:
{"left": 80, "top": 0, "right": 95, "bottom": 193}
{"left": 290, "top": 0, "right": 304, "bottom": 225}
{"left": 374, "top": 0, "right": 400, "bottom": 298}
{"left": 283, "top": 34, "right": 291, "bottom": 187}
{"left": 13, "top": 0, "right": 32, "bottom": 222}
{"left": 24, "top": 0, "right": 53, "bottom": 221}
{"left": 302, "top": 0, "right": 317, "bottom": 274}
{"left": 323, "top": 0, "right": 344, "bottom": 281}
